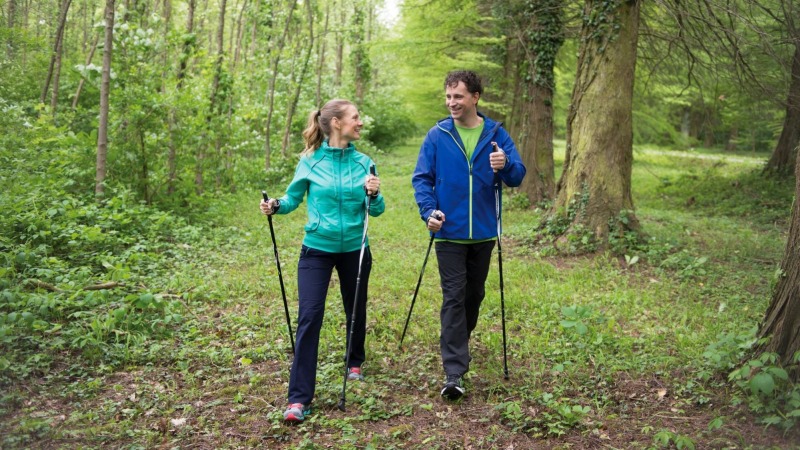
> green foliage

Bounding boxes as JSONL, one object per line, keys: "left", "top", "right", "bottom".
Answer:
{"left": 728, "top": 351, "right": 800, "bottom": 431}
{"left": 699, "top": 329, "right": 800, "bottom": 431}
{"left": 532, "top": 182, "right": 597, "bottom": 254}
{"left": 361, "top": 91, "right": 418, "bottom": 150}
{"left": 651, "top": 429, "right": 697, "bottom": 449}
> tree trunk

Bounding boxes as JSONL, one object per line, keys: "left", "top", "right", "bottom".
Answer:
{"left": 681, "top": 107, "right": 690, "bottom": 142}
{"left": 316, "top": 0, "right": 329, "bottom": 107}
{"left": 246, "top": 9, "right": 257, "bottom": 66}
{"left": 177, "top": 0, "right": 195, "bottom": 88}
{"left": 96, "top": 0, "right": 115, "bottom": 198}
{"left": 40, "top": 0, "right": 73, "bottom": 107}
{"left": 167, "top": 0, "right": 195, "bottom": 196}
{"left": 231, "top": 0, "right": 247, "bottom": 70}
{"left": 352, "top": 6, "right": 368, "bottom": 105}
{"left": 50, "top": 16, "right": 66, "bottom": 118}
{"left": 551, "top": 0, "right": 641, "bottom": 245}
{"left": 519, "top": 81, "right": 556, "bottom": 203}
{"left": 198, "top": 0, "right": 227, "bottom": 194}
{"left": 6, "top": 0, "right": 16, "bottom": 58}
{"left": 264, "top": 0, "right": 298, "bottom": 170}
{"left": 282, "top": 0, "right": 315, "bottom": 156}
{"left": 514, "top": 0, "right": 563, "bottom": 204}
{"left": 71, "top": 32, "right": 100, "bottom": 110}
{"left": 757, "top": 146, "right": 800, "bottom": 379}
{"left": 726, "top": 126, "right": 738, "bottom": 152}
{"left": 765, "top": 41, "right": 800, "bottom": 177}
{"left": 335, "top": 0, "right": 344, "bottom": 87}
{"left": 160, "top": 0, "right": 172, "bottom": 90}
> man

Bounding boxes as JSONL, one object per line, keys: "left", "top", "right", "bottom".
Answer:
{"left": 412, "top": 70, "right": 526, "bottom": 400}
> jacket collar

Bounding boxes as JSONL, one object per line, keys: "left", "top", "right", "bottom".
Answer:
{"left": 311, "top": 140, "right": 355, "bottom": 161}
{"left": 437, "top": 111, "right": 496, "bottom": 132}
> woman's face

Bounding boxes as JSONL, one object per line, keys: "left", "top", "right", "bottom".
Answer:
{"left": 334, "top": 105, "right": 363, "bottom": 142}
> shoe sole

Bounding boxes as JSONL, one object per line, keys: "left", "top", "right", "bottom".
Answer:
{"left": 441, "top": 385, "right": 465, "bottom": 400}
{"left": 284, "top": 413, "right": 304, "bottom": 423}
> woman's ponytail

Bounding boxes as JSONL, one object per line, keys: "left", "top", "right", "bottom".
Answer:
{"left": 301, "top": 109, "right": 324, "bottom": 155}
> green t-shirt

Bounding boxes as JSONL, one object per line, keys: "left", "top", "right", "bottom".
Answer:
{"left": 444, "top": 121, "right": 490, "bottom": 244}
{"left": 455, "top": 121, "right": 484, "bottom": 161}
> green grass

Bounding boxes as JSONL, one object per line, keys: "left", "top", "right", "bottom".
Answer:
{"left": 1, "top": 141, "right": 798, "bottom": 449}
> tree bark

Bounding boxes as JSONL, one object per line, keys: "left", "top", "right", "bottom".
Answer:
{"left": 6, "top": 0, "right": 16, "bottom": 58}
{"left": 167, "top": 0, "right": 195, "bottom": 196}
{"left": 197, "top": 0, "right": 227, "bottom": 194}
{"left": 282, "top": 0, "right": 315, "bottom": 156}
{"left": 519, "top": 81, "right": 557, "bottom": 203}
{"left": 40, "top": 0, "right": 73, "bottom": 107}
{"left": 726, "top": 126, "right": 738, "bottom": 152}
{"left": 177, "top": 0, "right": 196, "bottom": 89}
{"left": 352, "top": 6, "right": 368, "bottom": 105}
{"left": 757, "top": 143, "right": 800, "bottom": 378}
{"left": 231, "top": 0, "right": 248, "bottom": 70}
{"left": 513, "top": 0, "right": 563, "bottom": 204}
{"left": 71, "top": 32, "right": 100, "bottom": 110}
{"left": 96, "top": 0, "right": 115, "bottom": 198}
{"left": 765, "top": 41, "right": 800, "bottom": 176}
{"left": 316, "top": 1, "right": 329, "bottom": 107}
{"left": 264, "top": 0, "right": 298, "bottom": 170}
{"left": 335, "top": 0, "right": 344, "bottom": 87}
{"left": 552, "top": 0, "right": 641, "bottom": 245}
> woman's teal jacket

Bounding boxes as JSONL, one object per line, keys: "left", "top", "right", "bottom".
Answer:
{"left": 276, "top": 141, "right": 385, "bottom": 253}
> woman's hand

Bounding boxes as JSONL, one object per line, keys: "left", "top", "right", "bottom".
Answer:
{"left": 260, "top": 198, "right": 279, "bottom": 215}
{"left": 365, "top": 174, "right": 381, "bottom": 197}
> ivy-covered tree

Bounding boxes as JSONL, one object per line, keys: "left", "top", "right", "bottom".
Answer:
{"left": 548, "top": 0, "right": 642, "bottom": 247}
{"left": 496, "top": 0, "right": 564, "bottom": 204}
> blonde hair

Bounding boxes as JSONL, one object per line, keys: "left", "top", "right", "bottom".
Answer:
{"left": 301, "top": 99, "right": 356, "bottom": 156}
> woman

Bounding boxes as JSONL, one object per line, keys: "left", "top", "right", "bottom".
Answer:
{"left": 260, "top": 99, "right": 384, "bottom": 423}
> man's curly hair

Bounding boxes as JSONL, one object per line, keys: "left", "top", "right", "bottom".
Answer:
{"left": 444, "top": 70, "right": 483, "bottom": 95}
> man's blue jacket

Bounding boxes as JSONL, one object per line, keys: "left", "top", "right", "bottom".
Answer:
{"left": 412, "top": 113, "right": 527, "bottom": 240}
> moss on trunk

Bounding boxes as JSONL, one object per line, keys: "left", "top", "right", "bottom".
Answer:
{"left": 552, "top": 0, "right": 641, "bottom": 246}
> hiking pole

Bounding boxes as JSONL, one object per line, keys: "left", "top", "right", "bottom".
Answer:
{"left": 338, "top": 165, "right": 376, "bottom": 412}
{"left": 492, "top": 143, "right": 509, "bottom": 380}
{"left": 398, "top": 211, "right": 442, "bottom": 349}
{"left": 262, "top": 191, "right": 295, "bottom": 354}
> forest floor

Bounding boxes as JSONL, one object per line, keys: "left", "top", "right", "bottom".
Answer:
{"left": 2, "top": 143, "right": 800, "bottom": 449}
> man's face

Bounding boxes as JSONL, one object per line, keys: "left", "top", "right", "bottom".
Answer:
{"left": 445, "top": 81, "right": 479, "bottom": 125}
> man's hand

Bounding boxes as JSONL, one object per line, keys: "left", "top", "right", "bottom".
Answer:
{"left": 427, "top": 210, "right": 445, "bottom": 232}
{"left": 490, "top": 141, "right": 507, "bottom": 173}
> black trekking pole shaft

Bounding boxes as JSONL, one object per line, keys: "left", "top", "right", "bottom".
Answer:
{"left": 262, "top": 191, "right": 295, "bottom": 353}
{"left": 338, "top": 165, "right": 376, "bottom": 412}
{"left": 398, "top": 234, "right": 434, "bottom": 349}
{"left": 494, "top": 178, "right": 509, "bottom": 380}
{"left": 497, "top": 231, "right": 509, "bottom": 380}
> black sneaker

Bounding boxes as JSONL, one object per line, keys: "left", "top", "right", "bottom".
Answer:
{"left": 440, "top": 374, "right": 465, "bottom": 400}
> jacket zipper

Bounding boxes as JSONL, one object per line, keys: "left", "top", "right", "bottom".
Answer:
{"left": 337, "top": 150, "right": 344, "bottom": 251}
{"left": 437, "top": 119, "right": 503, "bottom": 240}
{"left": 441, "top": 127, "right": 474, "bottom": 239}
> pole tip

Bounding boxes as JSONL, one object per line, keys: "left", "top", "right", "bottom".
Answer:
{"left": 337, "top": 400, "right": 346, "bottom": 412}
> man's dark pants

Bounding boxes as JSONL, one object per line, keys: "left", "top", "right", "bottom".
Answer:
{"left": 435, "top": 240, "right": 495, "bottom": 377}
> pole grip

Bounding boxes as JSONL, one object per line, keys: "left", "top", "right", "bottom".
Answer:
{"left": 261, "top": 191, "right": 269, "bottom": 202}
